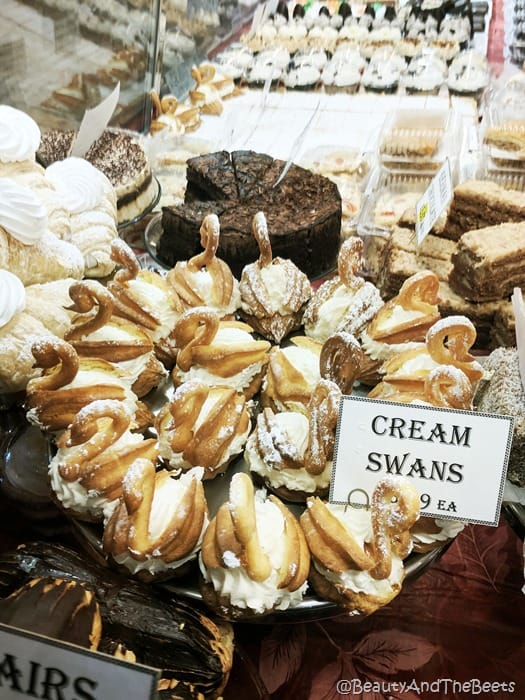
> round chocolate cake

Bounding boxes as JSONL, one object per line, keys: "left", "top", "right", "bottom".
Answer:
{"left": 158, "top": 150, "right": 342, "bottom": 278}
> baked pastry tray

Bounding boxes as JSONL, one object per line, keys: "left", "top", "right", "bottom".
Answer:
{"left": 1, "top": 378, "right": 450, "bottom": 624}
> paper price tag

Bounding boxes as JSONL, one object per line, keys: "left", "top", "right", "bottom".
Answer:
{"left": 71, "top": 83, "right": 120, "bottom": 158}
{"left": 511, "top": 287, "right": 525, "bottom": 394}
{"left": 0, "top": 623, "right": 159, "bottom": 700}
{"left": 415, "top": 158, "right": 453, "bottom": 246}
{"left": 330, "top": 396, "right": 513, "bottom": 526}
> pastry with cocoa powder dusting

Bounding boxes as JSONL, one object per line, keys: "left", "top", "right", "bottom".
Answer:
{"left": 37, "top": 128, "right": 157, "bottom": 225}
{"left": 156, "top": 379, "right": 251, "bottom": 479}
{"left": 103, "top": 459, "right": 208, "bottom": 581}
{"left": 199, "top": 472, "right": 310, "bottom": 619}
{"left": 239, "top": 211, "right": 312, "bottom": 343}
{"left": 167, "top": 213, "right": 241, "bottom": 319}
{"left": 303, "top": 237, "right": 383, "bottom": 344}
{"left": 245, "top": 379, "right": 341, "bottom": 502}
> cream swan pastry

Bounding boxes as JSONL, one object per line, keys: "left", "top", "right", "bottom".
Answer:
{"left": 171, "top": 307, "right": 271, "bottom": 399}
{"left": 155, "top": 379, "right": 251, "bottom": 479}
{"left": 149, "top": 90, "right": 201, "bottom": 134}
{"left": 246, "top": 379, "right": 342, "bottom": 502}
{"left": 48, "top": 399, "right": 158, "bottom": 521}
{"left": 199, "top": 472, "right": 310, "bottom": 619}
{"left": 65, "top": 280, "right": 167, "bottom": 398}
{"left": 368, "top": 315, "right": 483, "bottom": 400}
{"left": 166, "top": 213, "right": 241, "bottom": 319}
{"left": 108, "top": 239, "right": 184, "bottom": 366}
{"left": 239, "top": 211, "right": 312, "bottom": 344}
{"left": 300, "top": 476, "right": 420, "bottom": 614}
{"left": 303, "top": 237, "right": 383, "bottom": 343}
{"left": 25, "top": 337, "right": 151, "bottom": 433}
{"left": 260, "top": 336, "right": 323, "bottom": 414}
{"left": 359, "top": 270, "right": 441, "bottom": 385}
{"left": 103, "top": 459, "right": 208, "bottom": 580}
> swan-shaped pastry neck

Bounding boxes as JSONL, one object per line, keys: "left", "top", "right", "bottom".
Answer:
{"left": 252, "top": 211, "right": 273, "bottom": 268}
{"left": 29, "top": 337, "right": 79, "bottom": 392}
{"left": 397, "top": 270, "right": 440, "bottom": 313}
{"left": 426, "top": 316, "right": 483, "bottom": 383}
{"left": 320, "top": 332, "right": 363, "bottom": 395}
{"left": 66, "top": 280, "right": 114, "bottom": 341}
{"left": 188, "top": 214, "right": 220, "bottom": 271}
{"left": 201, "top": 472, "right": 309, "bottom": 590}
{"left": 174, "top": 307, "right": 220, "bottom": 372}
{"left": 110, "top": 239, "right": 140, "bottom": 284}
{"left": 423, "top": 365, "right": 473, "bottom": 409}
{"left": 304, "top": 379, "right": 342, "bottom": 475}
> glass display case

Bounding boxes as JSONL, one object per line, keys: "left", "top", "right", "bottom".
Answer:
{"left": 0, "top": 0, "right": 163, "bottom": 131}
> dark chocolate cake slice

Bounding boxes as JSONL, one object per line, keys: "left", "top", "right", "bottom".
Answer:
{"left": 185, "top": 150, "right": 239, "bottom": 202}
{"left": 231, "top": 150, "right": 275, "bottom": 200}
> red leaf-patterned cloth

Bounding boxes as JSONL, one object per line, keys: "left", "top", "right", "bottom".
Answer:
{"left": 228, "top": 520, "right": 525, "bottom": 699}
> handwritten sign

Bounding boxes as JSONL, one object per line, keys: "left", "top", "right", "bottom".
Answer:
{"left": 415, "top": 158, "right": 453, "bottom": 246}
{"left": 330, "top": 396, "right": 513, "bottom": 526}
{"left": 0, "top": 623, "right": 159, "bottom": 700}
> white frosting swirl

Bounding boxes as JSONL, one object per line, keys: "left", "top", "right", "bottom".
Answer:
{"left": 0, "top": 178, "right": 47, "bottom": 244}
{"left": 45, "top": 157, "right": 104, "bottom": 214}
{"left": 0, "top": 270, "right": 26, "bottom": 328}
{"left": 0, "top": 105, "right": 41, "bottom": 163}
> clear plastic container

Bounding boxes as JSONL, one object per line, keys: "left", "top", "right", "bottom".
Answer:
{"left": 446, "top": 49, "right": 490, "bottom": 103}
{"left": 377, "top": 107, "right": 461, "bottom": 176}
{"left": 481, "top": 72, "right": 525, "bottom": 170}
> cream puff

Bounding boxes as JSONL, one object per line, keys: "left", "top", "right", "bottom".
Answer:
{"left": 171, "top": 307, "right": 271, "bottom": 399}
{"left": 199, "top": 472, "right": 310, "bottom": 619}
{"left": 103, "top": 460, "right": 208, "bottom": 580}
{"left": 48, "top": 399, "right": 158, "bottom": 521}
{"left": 156, "top": 380, "right": 251, "bottom": 479}
{"left": 246, "top": 379, "right": 341, "bottom": 502}
{"left": 300, "top": 476, "right": 420, "bottom": 614}
{"left": 239, "top": 211, "right": 312, "bottom": 344}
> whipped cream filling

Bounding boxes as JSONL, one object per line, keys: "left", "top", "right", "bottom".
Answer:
{"left": 76, "top": 325, "right": 152, "bottom": 382}
{"left": 0, "top": 270, "right": 26, "bottom": 328}
{"left": 258, "top": 264, "right": 300, "bottom": 313}
{"left": 158, "top": 392, "right": 250, "bottom": 472}
{"left": 0, "top": 178, "right": 47, "bottom": 244}
{"left": 0, "top": 105, "right": 41, "bottom": 162}
{"left": 245, "top": 412, "right": 332, "bottom": 494}
{"left": 179, "top": 326, "right": 265, "bottom": 391}
{"left": 49, "top": 431, "right": 146, "bottom": 519}
{"left": 262, "top": 345, "right": 320, "bottom": 412}
{"left": 177, "top": 262, "right": 240, "bottom": 316}
{"left": 199, "top": 496, "right": 308, "bottom": 612}
{"left": 360, "top": 331, "right": 423, "bottom": 361}
{"left": 126, "top": 277, "right": 180, "bottom": 342}
{"left": 312, "top": 503, "right": 405, "bottom": 596}
{"left": 45, "top": 157, "right": 105, "bottom": 213}
{"left": 412, "top": 518, "right": 465, "bottom": 545}
{"left": 107, "top": 468, "right": 209, "bottom": 575}
{"left": 306, "top": 283, "right": 381, "bottom": 343}
{"left": 389, "top": 353, "right": 439, "bottom": 376}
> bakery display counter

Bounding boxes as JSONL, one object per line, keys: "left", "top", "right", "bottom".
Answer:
{"left": 0, "top": 0, "right": 162, "bottom": 130}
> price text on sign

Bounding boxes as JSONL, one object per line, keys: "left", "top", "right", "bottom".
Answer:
{"left": 0, "top": 623, "right": 159, "bottom": 700}
{"left": 415, "top": 158, "right": 453, "bottom": 246}
{"left": 330, "top": 396, "right": 513, "bottom": 525}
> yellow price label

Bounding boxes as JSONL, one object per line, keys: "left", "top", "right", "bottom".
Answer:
{"left": 417, "top": 202, "right": 428, "bottom": 222}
